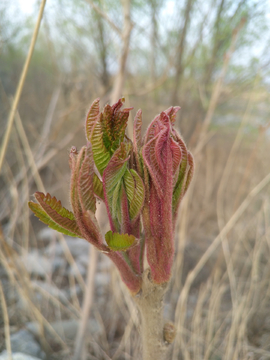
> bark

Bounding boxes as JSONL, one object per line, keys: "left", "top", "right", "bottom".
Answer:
{"left": 134, "top": 270, "right": 173, "bottom": 360}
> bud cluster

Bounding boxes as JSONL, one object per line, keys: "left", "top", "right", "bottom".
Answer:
{"left": 29, "top": 98, "right": 194, "bottom": 293}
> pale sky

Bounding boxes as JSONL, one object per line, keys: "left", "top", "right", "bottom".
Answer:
{"left": 18, "top": 0, "right": 36, "bottom": 14}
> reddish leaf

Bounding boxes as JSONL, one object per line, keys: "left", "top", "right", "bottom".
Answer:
{"left": 85, "top": 98, "right": 100, "bottom": 142}
{"left": 133, "top": 109, "right": 142, "bottom": 152}
{"left": 31, "top": 192, "right": 82, "bottom": 237}
{"left": 164, "top": 106, "right": 181, "bottom": 124}
{"left": 78, "top": 143, "right": 96, "bottom": 212}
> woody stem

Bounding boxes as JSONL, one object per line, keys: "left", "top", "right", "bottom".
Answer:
{"left": 134, "top": 270, "right": 171, "bottom": 360}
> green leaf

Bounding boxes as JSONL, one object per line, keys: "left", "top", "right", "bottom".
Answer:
{"left": 105, "top": 230, "right": 136, "bottom": 251}
{"left": 112, "top": 180, "right": 122, "bottom": 220}
{"left": 85, "top": 98, "right": 100, "bottom": 142}
{"left": 172, "top": 137, "right": 188, "bottom": 213}
{"left": 29, "top": 202, "right": 80, "bottom": 237}
{"left": 123, "top": 169, "right": 135, "bottom": 203}
{"left": 91, "top": 120, "right": 111, "bottom": 175}
{"left": 35, "top": 192, "right": 74, "bottom": 220}
{"left": 123, "top": 169, "right": 145, "bottom": 221}
{"left": 93, "top": 173, "right": 104, "bottom": 200}
{"left": 129, "top": 169, "right": 145, "bottom": 220}
{"left": 183, "top": 152, "right": 195, "bottom": 196}
{"left": 89, "top": 99, "right": 133, "bottom": 175}
{"left": 103, "top": 143, "right": 130, "bottom": 231}
{"left": 103, "top": 143, "right": 130, "bottom": 195}
{"left": 29, "top": 193, "right": 82, "bottom": 237}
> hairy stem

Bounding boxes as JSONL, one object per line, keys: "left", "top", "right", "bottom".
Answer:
{"left": 134, "top": 270, "right": 171, "bottom": 360}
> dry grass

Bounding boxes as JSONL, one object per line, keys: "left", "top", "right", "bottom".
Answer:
{"left": 1, "top": 16, "right": 270, "bottom": 358}
{"left": 1, "top": 87, "right": 270, "bottom": 359}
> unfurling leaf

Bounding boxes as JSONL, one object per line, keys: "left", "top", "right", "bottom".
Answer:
{"left": 93, "top": 173, "right": 104, "bottom": 200}
{"left": 29, "top": 97, "right": 194, "bottom": 293}
{"left": 91, "top": 120, "right": 111, "bottom": 175}
{"left": 103, "top": 143, "right": 130, "bottom": 230}
{"left": 85, "top": 98, "right": 100, "bottom": 141}
{"left": 90, "top": 98, "right": 133, "bottom": 176}
{"left": 123, "top": 169, "right": 145, "bottom": 221}
{"left": 105, "top": 230, "right": 136, "bottom": 251}
{"left": 172, "top": 136, "right": 189, "bottom": 215}
{"left": 164, "top": 106, "right": 181, "bottom": 124}
{"left": 78, "top": 144, "right": 96, "bottom": 212}
{"left": 133, "top": 109, "right": 142, "bottom": 151}
{"left": 141, "top": 108, "right": 193, "bottom": 284}
{"left": 29, "top": 193, "right": 82, "bottom": 237}
{"left": 101, "top": 99, "right": 133, "bottom": 153}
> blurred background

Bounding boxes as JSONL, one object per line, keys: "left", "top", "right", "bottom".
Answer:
{"left": 1, "top": 0, "right": 270, "bottom": 359}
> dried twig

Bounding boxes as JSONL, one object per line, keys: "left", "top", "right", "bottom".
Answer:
{"left": 73, "top": 246, "right": 97, "bottom": 360}
{"left": 15, "top": 110, "right": 46, "bottom": 193}
{"left": 0, "top": 0, "right": 47, "bottom": 172}
{"left": 0, "top": 280, "right": 12, "bottom": 360}
{"left": 173, "top": 169, "right": 270, "bottom": 358}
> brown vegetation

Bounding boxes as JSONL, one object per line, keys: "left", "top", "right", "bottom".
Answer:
{"left": 0, "top": 0, "right": 270, "bottom": 359}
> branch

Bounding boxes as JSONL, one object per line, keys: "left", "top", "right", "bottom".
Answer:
{"left": 194, "top": 18, "right": 246, "bottom": 155}
{"left": 171, "top": 0, "right": 195, "bottom": 104}
{"left": 85, "top": 0, "right": 122, "bottom": 37}
{"left": 110, "top": 0, "right": 133, "bottom": 103}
